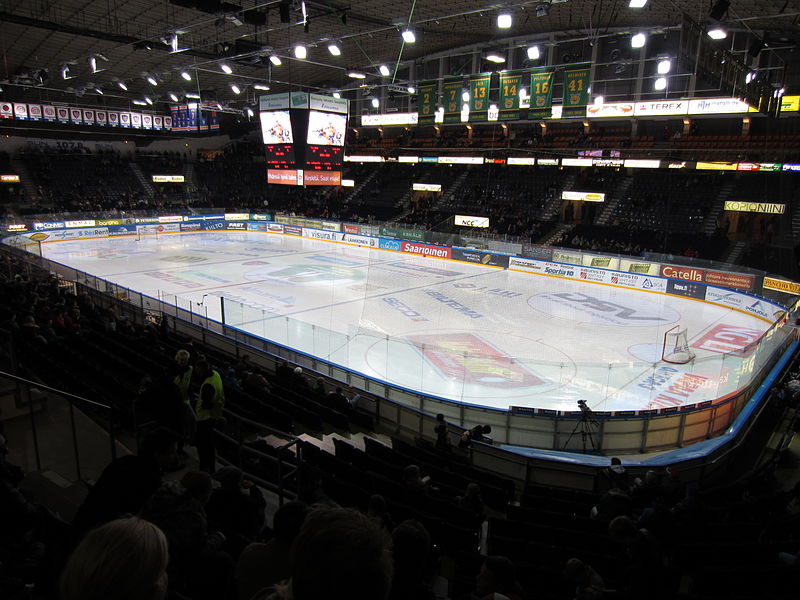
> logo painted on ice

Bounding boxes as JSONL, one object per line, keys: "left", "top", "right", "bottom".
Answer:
{"left": 383, "top": 297, "right": 430, "bottom": 322}
{"left": 244, "top": 264, "right": 365, "bottom": 286}
{"left": 528, "top": 292, "right": 678, "bottom": 327}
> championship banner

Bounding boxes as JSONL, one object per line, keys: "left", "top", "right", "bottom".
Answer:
{"left": 164, "top": 116, "right": 172, "bottom": 130}
{"left": 417, "top": 80, "right": 438, "bottom": 125}
{"left": 499, "top": 70, "right": 524, "bottom": 121}
{"left": 119, "top": 112, "right": 131, "bottom": 128}
{"left": 469, "top": 73, "right": 491, "bottom": 122}
{"left": 14, "top": 103, "right": 28, "bottom": 120}
{"left": 69, "top": 108, "right": 82, "bottom": 124}
{"left": 442, "top": 77, "right": 463, "bottom": 123}
{"left": 562, "top": 66, "right": 591, "bottom": 118}
{"left": 0, "top": 102, "right": 12, "bottom": 119}
{"left": 131, "top": 112, "right": 142, "bottom": 128}
{"left": 95, "top": 110, "right": 107, "bottom": 126}
{"left": 56, "top": 107, "right": 69, "bottom": 123}
{"left": 83, "top": 109, "right": 95, "bottom": 125}
{"left": 153, "top": 115, "right": 163, "bottom": 130}
{"left": 27, "top": 104, "right": 42, "bottom": 121}
{"left": 42, "top": 105, "right": 56, "bottom": 122}
{"left": 529, "top": 69, "right": 554, "bottom": 119}
{"left": 108, "top": 111, "right": 119, "bottom": 127}
{"left": 142, "top": 114, "right": 153, "bottom": 129}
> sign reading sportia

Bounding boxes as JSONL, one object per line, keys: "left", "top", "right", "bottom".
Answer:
{"left": 724, "top": 201, "right": 786, "bottom": 214}
{"left": 561, "top": 190, "right": 606, "bottom": 202}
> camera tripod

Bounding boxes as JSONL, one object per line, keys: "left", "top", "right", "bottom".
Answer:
{"left": 563, "top": 412, "right": 599, "bottom": 454}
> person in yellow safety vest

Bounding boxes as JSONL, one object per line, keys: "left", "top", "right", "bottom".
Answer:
{"left": 194, "top": 359, "right": 225, "bottom": 472}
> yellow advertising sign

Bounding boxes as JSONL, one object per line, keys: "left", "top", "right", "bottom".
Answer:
{"left": 764, "top": 277, "right": 800, "bottom": 295}
{"left": 724, "top": 201, "right": 785, "bottom": 214}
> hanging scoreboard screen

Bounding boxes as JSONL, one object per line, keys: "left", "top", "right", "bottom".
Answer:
{"left": 259, "top": 94, "right": 348, "bottom": 184}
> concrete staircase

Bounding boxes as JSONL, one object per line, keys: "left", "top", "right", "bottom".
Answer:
{"left": 346, "top": 169, "right": 379, "bottom": 204}
{"left": 129, "top": 162, "right": 155, "bottom": 198}
{"left": 538, "top": 171, "right": 576, "bottom": 221}
{"left": 703, "top": 177, "right": 737, "bottom": 235}
{"left": 595, "top": 175, "right": 633, "bottom": 226}
{"left": 541, "top": 223, "right": 575, "bottom": 246}
{"left": 10, "top": 158, "right": 40, "bottom": 201}
{"left": 436, "top": 169, "right": 471, "bottom": 208}
{"left": 721, "top": 240, "right": 748, "bottom": 265}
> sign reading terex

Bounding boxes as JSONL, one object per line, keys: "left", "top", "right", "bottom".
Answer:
{"left": 401, "top": 241, "right": 452, "bottom": 259}
{"left": 661, "top": 264, "right": 755, "bottom": 291}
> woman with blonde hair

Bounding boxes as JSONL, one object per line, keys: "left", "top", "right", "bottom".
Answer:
{"left": 60, "top": 516, "right": 169, "bottom": 600}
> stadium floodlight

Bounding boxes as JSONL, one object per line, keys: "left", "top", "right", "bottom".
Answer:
{"left": 407, "top": 86, "right": 416, "bottom": 94}
{"left": 254, "top": 83, "right": 270, "bottom": 90}
{"left": 654, "top": 77, "right": 667, "bottom": 90}
{"left": 657, "top": 59, "right": 672, "bottom": 74}
{"left": 168, "top": 92, "right": 179, "bottom": 102}
{"left": 497, "top": 12, "right": 512, "bottom": 29}
{"left": 144, "top": 96, "right": 153, "bottom": 105}
{"left": 631, "top": 33, "right": 647, "bottom": 48}
{"left": 629, "top": 0, "right": 647, "bottom": 7}
{"left": 486, "top": 52, "right": 505, "bottom": 63}
{"left": 269, "top": 55, "right": 282, "bottom": 66}
{"left": 347, "top": 70, "right": 366, "bottom": 79}
{"left": 220, "top": 63, "right": 233, "bottom": 74}
{"left": 371, "top": 97, "right": 380, "bottom": 108}
{"left": 379, "top": 65, "right": 391, "bottom": 76}
{"left": 328, "top": 42, "right": 342, "bottom": 56}
{"left": 527, "top": 45, "right": 541, "bottom": 60}
{"left": 118, "top": 81, "right": 128, "bottom": 91}
{"left": 230, "top": 83, "right": 241, "bottom": 94}
{"left": 402, "top": 28, "right": 416, "bottom": 43}
{"left": 181, "top": 71, "right": 192, "bottom": 81}
{"left": 294, "top": 44, "right": 307, "bottom": 59}
{"left": 146, "top": 75, "right": 158, "bottom": 85}
{"left": 132, "top": 99, "right": 147, "bottom": 106}
{"left": 707, "top": 28, "right": 727, "bottom": 40}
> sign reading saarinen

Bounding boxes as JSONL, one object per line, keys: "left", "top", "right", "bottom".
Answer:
{"left": 724, "top": 201, "right": 786, "bottom": 214}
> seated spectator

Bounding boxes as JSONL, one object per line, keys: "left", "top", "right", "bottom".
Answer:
{"left": 367, "top": 494, "right": 396, "bottom": 532}
{"left": 205, "top": 466, "right": 266, "bottom": 557}
{"left": 474, "top": 556, "right": 524, "bottom": 600}
{"left": 311, "top": 377, "right": 327, "bottom": 402}
{"left": 260, "top": 507, "right": 393, "bottom": 600}
{"left": 457, "top": 483, "right": 485, "bottom": 521}
{"left": 236, "top": 501, "right": 310, "bottom": 600}
{"left": 72, "top": 428, "right": 178, "bottom": 535}
{"left": 403, "top": 465, "right": 432, "bottom": 491}
{"left": 459, "top": 425, "right": 492, "bottom": 449}
{"left": 59, "top": 516, "right": 168, "bottom": 600}
{"left": 591, "top": 488, "right": 632, "bottom": 521}
{"left": 390, "top": 520, "right": 436, "bottom": 600}
{"left": 325, "top": 387, "right": 352, "bottom": 413}
{"left": 434, "top": 413, "right": 450, "bottom": 449}
{"left": 608, "top": 515, "right": 663, "bottom": 598}
{"left": 597, "top": 457, "right": 630, "bottom": 492}
{"left": 564, "top": 557, "right": 605, "bottom": 600}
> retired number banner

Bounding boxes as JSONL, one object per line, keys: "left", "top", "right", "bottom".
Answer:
{"left": 442, "top": 77, "right": 463, "bottom": 123}
{"left": 499, "top": 71, "right": 524, "bottom": 121}
{"left": 562, "top": 66, "right": 591, "bottom": 118}
{"left": 417, "top": 80, "right": 438, "bottom": 125}
{"left": 529, "top": 69, "right": 554, "bottom": 119}
{"left": 469, "top": 73, "right": 491, "bottom": 122}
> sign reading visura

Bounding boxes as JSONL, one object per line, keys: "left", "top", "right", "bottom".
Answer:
{"left": 724, "top": 201, "right": 785, "bottom": 214}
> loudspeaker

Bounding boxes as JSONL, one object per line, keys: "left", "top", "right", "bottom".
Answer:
{"left": 709, "top": 0, "right": 730, "bottom": 22}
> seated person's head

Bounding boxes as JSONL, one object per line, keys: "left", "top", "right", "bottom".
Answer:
{"left": 288, "top": 508, "right": 393, "bottom": 600}
{"left": 60, "top": 516, "right": 169, "bottom": 600}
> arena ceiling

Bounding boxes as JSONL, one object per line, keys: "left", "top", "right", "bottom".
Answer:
{"left": 1, "top": 0, "right": 800, "bottom": 111}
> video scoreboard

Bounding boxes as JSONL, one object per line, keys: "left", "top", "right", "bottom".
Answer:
{"left": 259, "top": 93, "right": 349, "bottom": 186}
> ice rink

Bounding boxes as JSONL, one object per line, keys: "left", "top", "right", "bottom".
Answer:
{"left": 38, "top": 230, "right": 779, "bottom": 413}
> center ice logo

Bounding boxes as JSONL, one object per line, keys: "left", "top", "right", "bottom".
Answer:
{"left": 244, "top": 264, "right": 365, "bottom": 286}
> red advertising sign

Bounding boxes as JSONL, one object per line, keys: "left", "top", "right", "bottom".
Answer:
{"left": 267, "top": 169, "right": 299, "bottom": 185}
{"left": 704, "top": 269, "right": 755, "bottom": 291}
{"left": 660, "top": 264, "right": 705, "bottom": 282}
{"left": 691, "top": 324, "right": 762, "bottom": 356}
{"left": 406, "top": 333, "right": 544, "bottom": 388}
{"left": 303, "top": 171, "right": 342, "bottom": 186}
{"left": 343, "top": 224, "right": 361, "bottom": 234}
{"left": 401, "top": 241, "right": 451, "bottom": 259}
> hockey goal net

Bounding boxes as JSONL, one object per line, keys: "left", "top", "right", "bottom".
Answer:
{"left": 661, "top": 326, "right": 695, "bottom": 364}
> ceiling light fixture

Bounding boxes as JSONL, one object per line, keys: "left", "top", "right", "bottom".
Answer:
{"left": 654, "top": 77, "right": 667, "bottom": 90}
{"left": 118, "top": 81, "right": 128, "bottom": 91}
{"left": 132, "top": 99, "right": 147, "bottom": 106}
{"left": 294, "top": 44, "right": 307, "bottom": 59}
{"left": 657, "top": 59, "right": 672, "bottom": 74}
{"left": 60, "top": 64, "right": 72, "bottom": 80}
{"left": 220, "top": 63, "right": 233, "bottom": 74}
{"left": 347, "top": 70, "right": 366, "bottom": 79}
{"left": 407, "top": 86, "right": 416, "bottom": 94}
{"left": 269, "top": 55, "right": 282, "bottom": 66}
{"left": 169, "top": 92, "right": 179, "bottom": 102}
{"left": 144, "top": 96, "right": 153, "bottom": 105}
{"left": 185, "top": 92, "right": 201, "bottom": 99}
{"left": 379, "top": 65, "right": 391, "bottom": 76}
{"left": 231, "top": 83, "right": 241, "bottom": 94}
{"left": 497, "top": 12, "right": 512, "bottom": 29}
{"left": 371, "top": 97, "right": 380, "bottom": 108}
{"left": 707, "top": 28, "right": 727, "bottom": 40}
{"left": 246, "top": 107, "right": 254, "bottom": 117}
{"left": 629, "top": 0, "right": 647, "bottom": 7}
{"left": 95, "top": 87, "right": 104, "bottom": 95}
{"left": 146, "top": 75, "right": 158, "bottom": 85}
{"left": 461, "top": 91, "right": 470, "bottom": 102}
{"left": 485, "top": 52, "right": 505, "bottom": 63}
{"left": 333, "top": 91, "right": 341, "bottom": 98}
{"left": 402, "top": 28, "right": 416, "bottom": 43}
{"left": 328, "top": 42, "right": 342, "bottom": 56}
{"left": 527, "top": 45, "right": 541, "bottom": 60}
{"left": 181, "top": 71, "right": 192, "bottom": 81}
{"left": 631, "top": 33, "right": 647, "bottom": 48}
{"left": 254, "top": 83, "right": 270, "bottom": 90}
